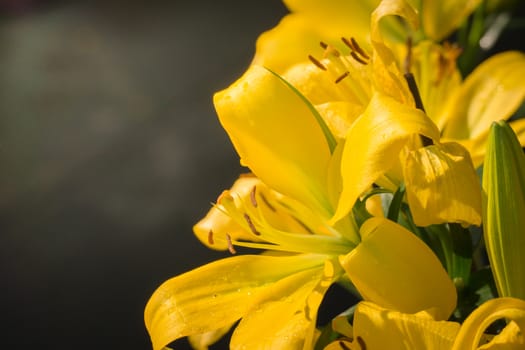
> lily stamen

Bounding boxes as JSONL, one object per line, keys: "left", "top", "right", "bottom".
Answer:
{"left": 350, "top": 37, "right": 370, "bottom": 60}
{"left": 250, "top": 186, "right": 258, "bottom": 207}
{"left": 342, "top": 37, "right": 370, "bottom": 65}
{"left": 308, "top": 54, "right": 327, "bottom": 70}
{"left": 208, "top": 230, "right": 214, "bottom": 245}
{"left": 335, "top": 71, "right": 350, "bottom": 84}
{"left": 338, "top": 341, "right": 351, "bottom": 350}
{"left": 225, "top": 234, "right": 236, "bottom": 254}
{"left": 350, "top": 51, "right": 368, "bottom": 65}
{"left": 356, "top": 336, "right": 367, "bottom": 350}
{"left": 243, "top": 213, "right": 261, "bottom": 236}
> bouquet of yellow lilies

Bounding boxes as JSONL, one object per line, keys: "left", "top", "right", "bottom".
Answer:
{"left": 144, "top": 0, "right": 525, "bottom": 349}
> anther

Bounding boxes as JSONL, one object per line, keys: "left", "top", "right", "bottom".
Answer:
{"left": 308, "top": 54, "right": 327, "bottom": 71}
{"left": 208, "top": 230, "right": 214, "bottom": 245}
{"left": 226, "top": 234, "right": 236, "bottom": 254}
{"left": 350, "top": 51, "right": 368, "bottom": 65}
{"left": 250, "top": 186, "right": 258, "bottom": 207}
{"left": 244, "top": 213, "right": 261, "bottom": 235}
{"left": 341, "top": 37, "right": 355, "bottom": 51}
{"left": 350, "top": 37, "right": 369, "bottom": 59}
{"left": 335, "top": 71, "right": 349, "bottom": 84}
{"left": 356, "top": 336, "right": 366, "bottom": 350}
{"left": 338, "top": 341, "right": 351, "bottom": 350}
{"left": 320, "top": 41, "right": 328, "bottom": 49}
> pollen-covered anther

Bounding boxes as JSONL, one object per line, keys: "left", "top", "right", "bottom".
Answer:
{"left": 208, "top": 230, "right": 214, "bottom": 245}
{"left": 244, "top": 213, "right": 261, "bottom": 236}
{"left": 342, "top": 36, "right": 369, "bottom": 65}
{"left": 338, "top": 341, "right": 351, "bottom": 350}
{"left": 225, "top": 234, "right": 236, "bottom": 254}
{"left": 308, "top": 54, "right": 327, "bottom": 71}
{"left": 350, "top": 37, "right": 369, "bottom": 59}
{"left": 335, "top": 71, "right": 349, "bottom": 84}
{"left": 356, "top": 336, "right": 367, "bottom": 350}
{"left": 350, "top": 51, "right": 367, "bottom": 65}
{"left": 250, "top": 186, "right": 258, "bottom": 207}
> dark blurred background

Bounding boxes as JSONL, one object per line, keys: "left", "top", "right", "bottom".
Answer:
{"left": 1, "top": 1, "right": 524, "bottom": 349}
{"left": 0, "top": 0, "right": 286, "bottom": 348}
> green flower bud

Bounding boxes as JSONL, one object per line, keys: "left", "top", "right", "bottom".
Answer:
{"left": 482, "top": 120, "right": 525, "bottom": 299}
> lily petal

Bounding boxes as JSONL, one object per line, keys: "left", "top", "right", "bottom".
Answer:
{"left": 349, "top": 301, "right": 459, "bottom": 350}
{"left": 253, "top": 0, "right": 381, "bottom": 74}
{"left": 340, "top": 217, "right": 457, "bottom": 320}
{"left": 410, "top": 41, "right": 463, "bottom": 130}
{"left": 188, "top": 325, "right": 233, "bottom": 350}
{"left": 452, "top": 297, "right": 525, "bottom": 350}
{"left": 333, "top": 92, "right": 440, "bottom": 223}
{"left": 214, "top": 65, "right": 333, "bottom": 214}
{"left": 144, "top": 254, "right": 325, "bottom": 350}
{"left": 478, "top": 321, "right": 524, "bottom": 349}
{"left": 420, "top": 0, "right": 482, "bottom": 41}
{"left": 230, "top": 260, "right": 338, "bottom": 350}
{"left": 193, "top": 175, "right": 260, "bottom": 251}
{"left": 282, "top": 62, "right": 347, "bottom": 105}
{"left": 315, "top": 102, "right": 364, "bottom": 140}
{"left": 403, "top": 141, "right": 482, "bottom": 227}
{"left": 370, "top": 0, "right": 419, "bottom": 105}
{"left": 453, "top": 118, "right": 525, "bottom": 168}
{"left": 442, "top": 51, "right": 525, "bottom": 141}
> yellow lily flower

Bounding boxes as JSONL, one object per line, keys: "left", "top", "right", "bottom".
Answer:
{"left": 252, "top": 0, "right": 483, "bottom": 75}
{"left": 327, "top": 0, "right": 483, "bottom": 227}
{"left": 326, "top": 297, "right": 525, "bottom": 350}
{"left": 146, "top": 207, "right": 456, "bottom": 349}
{"left": 295, "top": 1, "right": 524, "bottom": 229}
{"left": 410, "top": 43, "right": 525, "bottom": 167}
{"left": 145, "top": 63, "right": 457, "bottom": 349}
{"left": 275, "top": 2, "right": 525, "bottom": 171}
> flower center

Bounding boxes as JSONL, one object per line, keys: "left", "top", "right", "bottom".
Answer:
{"left": 213, "top": 185, "right": 356, "bottom": 256}
{"left": 308, "top": 38, "right": 372, "bottom": 106}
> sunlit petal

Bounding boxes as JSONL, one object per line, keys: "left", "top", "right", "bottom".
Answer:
{"left": 282, "top": 62, "right": 347, "bottom": 105}
{"left": 350, "top": 301, "right": 459, "bottom": 350}
{"left": 315, "top": 102, "right": 364, "bottom": 140}
{"left": 410, "top": 41, "right": 463, "bottom": 130}
{"left": 442, "top": 51, "right": 525, "bottom": 141}
{"left": 403, "top": 142, "right": 482, "bottom": 227}
{"left": 452, "top": 297, "right": 525, "bottom": 350}
{"left": 188, "top": 325, "right": 233, "bottom": 350}
{"left": 340, "top": 217, "right": 457, "bottom": 320}
{"left": 193, "top": 175, "right": 260, "bottom": 250}
{"left": 478, "top": 321, "right": 524, "bottom": 349}
{"left": 253, "top": 0, "right": 382, "bottom": 74}
{"left": 230, "top": 260, "right": 338, "bottom": 350}
{"left": 420, "top": 0, "right": 482, "bottom": 41}
{"left": 370, "top": 0, "right": 419, "bottom": 104}
{"left": 214, "top": 65, "right": 333, "bottom": 214}
{"left": 144, "top": 254, "right": 325, "bottom": 350}
{"left": 333, "top": 93, "right": 440, "bottom": 223}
